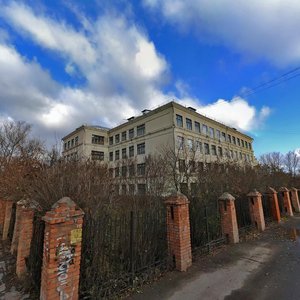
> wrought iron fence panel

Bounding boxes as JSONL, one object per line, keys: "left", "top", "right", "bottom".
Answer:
{"left": 26, "top": 213, "right": 45, "bottom": 296}
{"left": 235, "top": 195, "right": 253, "bottom": 232}
{"left": 277, "top": 192, "right": 285, "bottom": 214}
{"left": 262, "top": 194, "right": 272, "bottom": 223}
{"left": 189, "top": 197, "right": 224, "bottom": 254}
{"left": 80, "top": 201, "right": 168, "bottom": 299}
{"left": 7, "top": 202, "right": 16, "bottom": 241}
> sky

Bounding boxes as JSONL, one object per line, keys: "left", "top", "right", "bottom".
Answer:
{"left": 0, "top": 0, "right": 300, "bottom": 156}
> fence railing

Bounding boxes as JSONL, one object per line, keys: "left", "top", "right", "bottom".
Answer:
{"left": 235, "top": 195, "right": 253, "bottom": 234}
{"left": 79, "top": 203, "right": 169, "bottom": 299}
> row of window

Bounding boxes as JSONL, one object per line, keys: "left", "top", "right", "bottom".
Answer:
{"left": 109, "top": 143, "right": 145, "bottom": 161}
{"left": 109, "top": 163, "right": 146, "bottom": 178}
{"left": 109, "top": 124, "right": 145, "bottom": 145}
{"left": 176, "top": 114, "right": 252, "bottom": 150}
{"left": 177, "top": 136, "right": 253, "bottom": 161}
{"left": 114, "top": 183, "right": 146, "bottom": 195}
{"left": 64, "top": 136, "right": 79, "bottom": 150}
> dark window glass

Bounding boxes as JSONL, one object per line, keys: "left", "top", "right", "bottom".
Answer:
{"left": 186, "top": 118, "right": 192, "bottom": 130}
{"left": 176, "top": 114, "right": 183, "bottom": 127}
{"left": 137, "top": 142, "right": 145, "bottom": 155}
{"left": 137, "top": 124, "right": 145, "bottom": 136}
{"left": 92, "top": 135, "right": 104, "bottom": 145}
{"left": 91, "top": 151, "right": 104, "bottom": 160}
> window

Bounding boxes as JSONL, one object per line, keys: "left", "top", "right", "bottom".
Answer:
{"left": 129, "top": 128, "right": 134, "bottom": 139}
{"left": 71, "top": 139, "right": 74, "bottom": 147}
{"left": 129, "top": 184, "right": 135, "bottom": 195}
{"left": 209, "top": 127, "right": 214, "bottom": 138}
{"left": 195, "top": 141, "right": 203, "bottom": 153}
{"left": 122, "top": 131, "right": 127, "bottom": 141}
{"left": 121, "top": 166, "right": 127, "bottom": 177}
{"left": 187, "top": 139, "right": 193, "bottom": 151}
{"left": 227, "top": 134, "right": 232, "bottom": 143}
{"left": 122, "top": 184, "right": 127, "bottom": 195}
{"left": 204, "top": 143, "right": 210, "bottom": 155}
{"left": 179, "top": 159, "right": 185, "bottom": 172}
{"left": 137, "top": 142, "right": 145, "bottom": 155}
{"left": 137, "top": 163, "right": 145, "bottom": 176}
{"left": 109, "top": 168, "right": 113, "bottom": 178}
{"left": 186, "top": 118, "right": 192, "bottom": 130}
{"left": 128, "top": 145, "right": 134, "bottom": 157}
{"left": 176, "top": 114, "right": 183, "bottom": 127}
{"left": 129, "top": 164, "right": 135, "bottom": 176}
{"left": 122, "top": 148, "right": 127, "bottom": 159}
{"left": 92, "top": 135, "right": 104, "bottom": 145}
{"left": 230, "top": 150, "right": 233, "bottom": 159}
{"left": 115, "top": 134, "right": 120, "bottom": 144}
{"left": 249, "top": 143, "right": 252, "bottom": 150}
{"left": 239, "top": 152, "right": 243, "bottom": 160}
{"left": 177, "top": 136, "right": 184, "bottom": 150}
{"left": 234, "top": 151, "right": 238, "bottom": 160}
{"left": 114, "top": 185, "right": 119, "bottom": 195}
{"left": 216, "top": 130, "right": 221, "bottom": 140}
{"left": 202, "top": 124, "right": 208, "bottom": 135}
{"left": 195, "top": 121, "right": 201, "bottom": 133}
{"left": 109, "top": 152, "right": 113, "bottom": 161}
{"left": 241, "top": 140, "right": 245, "bottom": 147}
{"left": 211, "top": 145, "right": 217, "bottom": 156}
{"left": 232, "top": 136, "right": 236, "bottom": 145}
{"left": 67, "top": 141, "right": 70, "bottom": 149}
{"left": 64, "top": 143, "right": 67, "bottom": 150}
{"left": 180, "top": 183, "right": 188, "bottom": 195}
{"left": 91, "top": 151, "right": 104, "bottom": 161}
{"left": 75, "top": 136, "right": 79, "bottom": 145}
{"left": 245, "top": 141, "right": 248, "bottom": 148}
{"left": 221, "top": 132, "right": 226, "bottom": 142}
{"left": 115, "top": 167, "right": 119, "bottom": 177}
{"left": 218, "top": 146, "right": 223, "bottom": 157}
{"left": 109, "top": 136, "right": 113, "bottom": 145}
{"left": 237, "top": 138, "right": 240, "bottom": 146}
{"left": 198, "top": 162, "right": 204, "bottom": 171}
{"left": 115, "top": 150, "right": 120, "bottom": 160}
{"left": 137, "top": 184, "right": 146, "bottom": 195}
{"left": 137, "top": 124, "right": 145, "bottom": 136}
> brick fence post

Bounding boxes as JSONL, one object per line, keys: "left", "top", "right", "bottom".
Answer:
{"left": 165, "top": 193, "right": 192, "bottom": 272}
{"left": 40, "top": 197, "right": 84, "bottom": 300}
{"left": 0, "top": 199, "right": 6, "bottom": 234}
{"left": 247, "top": 190, "right": 265, "bottom": 232}
{"left": 16, "top": 203, "right": 36, "bottom": 277}
{"left": 11, "top": 200, "right": 23, "bottom": 254}
{"left": 266, "top": 187, "right": 281, "bottom": 222}
{"left": 290, "top": 188, "right": 300, "bottom": 213}
{"left": 218, "top": 193, "right": 239, "bottom": 244}
{"left": 279, "top": 187, "right": 293, "bottom": 216}
{"left": 2, "top": 199, "right": 13, "bottom": 240}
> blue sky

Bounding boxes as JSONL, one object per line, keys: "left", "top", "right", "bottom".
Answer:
{"left": 0, "top": 0, "right": 299, "bottom": 156}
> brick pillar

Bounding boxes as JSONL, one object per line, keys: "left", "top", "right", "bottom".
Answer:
{"left": 40, "top": 197, "right": 84, "bottom": 300}
{"left": 266, "top": 187, "right": 281, "bottom": 222}
{"left": 16, "top": 205, "right": 35, "bottom": 277}
{"left": 2, "top": 200, "right": 13, "bottom": 240}
{"left": 247, "top": 190, "right": 265, "bottom": 232}
{"left": 290, "top": 188, "right": 300, "bottom": 213}
{"left": 218, "top": 193, "right": 239, "bottom": 244}
{"left": 0, "top": 199, "right": 6, "bottom": 234}
{"left": 11, "top": 201, "right": 23, "bottom": 254}
{"left": 279, "top": 187, "right": 293, "bottom": 216}
{"left": 165, "top": 193, "right": 192, "bottom": 272}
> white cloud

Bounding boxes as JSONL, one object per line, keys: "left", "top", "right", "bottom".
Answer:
{"left": 143, "top": 0, "right": 300, "bottom": 66}
{"left": 0, "top": 1, "right": 271, "bottom": 146}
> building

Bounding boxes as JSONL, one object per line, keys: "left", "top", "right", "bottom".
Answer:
{"left": 62, "top": 101, "right": 255, "bottom": 193}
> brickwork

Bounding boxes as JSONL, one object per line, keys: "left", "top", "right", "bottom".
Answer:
{"left": 218, "top": 193, "right": 239, "bottom": 244}
{"left": 247, "top": 190, "right": 265, "bottom": 232}
{"left": 16, "top": 206, "right": 35, "bottom": 277}
{"left": 290, "top": 188, "right": 300, "bottom": 213}
{"left": 279, "top": 187, "right": 293, "bottom": 216}
{"left": 2, "top": 200, "right": 13, "bottom": 241}
{"left": 266, "top": 187, "right": 281, "bottom": 222}
{"left": 165, "top": 193, "right": 192, "bottom": 272}
{"left": 10, "top": 201, "right": 22, "bottom": 254}
{"left": 0, "top": 199, "right": 6, "bottom": 234}
{"left": 40, "top": 197, "right": 84, "bottom": 300}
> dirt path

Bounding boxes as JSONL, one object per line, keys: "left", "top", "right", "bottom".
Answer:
{"left": 130, "top": 216, "right": 300, "bottom": 300}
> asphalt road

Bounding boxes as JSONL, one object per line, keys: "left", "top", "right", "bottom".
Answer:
{"left": 130, "top": 216, "right": 300, "bottom": 300}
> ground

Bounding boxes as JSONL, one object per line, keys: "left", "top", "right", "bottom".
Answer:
{"left": 129, "top": 216, "right": 300, "bottom": 300}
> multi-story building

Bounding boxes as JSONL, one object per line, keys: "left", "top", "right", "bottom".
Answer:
{"left": 62, "top": 101, "right": 255, "bottom": 194}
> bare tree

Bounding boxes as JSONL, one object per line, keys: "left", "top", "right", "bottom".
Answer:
{"left": 259, "top": 152, "right": 284, "bottom": 173}
{"left": 284, "top": 150, "right": 300, "bottom": 177}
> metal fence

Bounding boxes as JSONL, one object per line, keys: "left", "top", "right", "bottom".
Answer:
{"left": 79, "top": 203, "right": 169, "bottom": 299}
{"left": 26, "top": 213, "right": 45, "bottom": 296}
{"left": 235, "top": 195, "right": 253, "bottom": 233}
{"left": 277, "top": 192, "right": 285, "bottom": 214}
{"left": 262, "top": 194, "right": 273, "bottom": 223}
{"left": 7, "top": 203, "right": 16, "bottom": 241}
{"left": 189, "top": 197, "right": 225, "bottom": 254}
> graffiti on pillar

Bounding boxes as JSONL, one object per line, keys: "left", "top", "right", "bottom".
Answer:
{"left": 56, "top": 237, "right": 75, "bottom": 300}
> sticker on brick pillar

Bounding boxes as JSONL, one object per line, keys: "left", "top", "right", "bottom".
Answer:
{"left": 70, "top": 228, "right": 82, "bottom": 244}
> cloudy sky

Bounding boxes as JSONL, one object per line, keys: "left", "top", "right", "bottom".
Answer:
{"left": 0, "top": 0, "right": 299, "bottom": 155}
